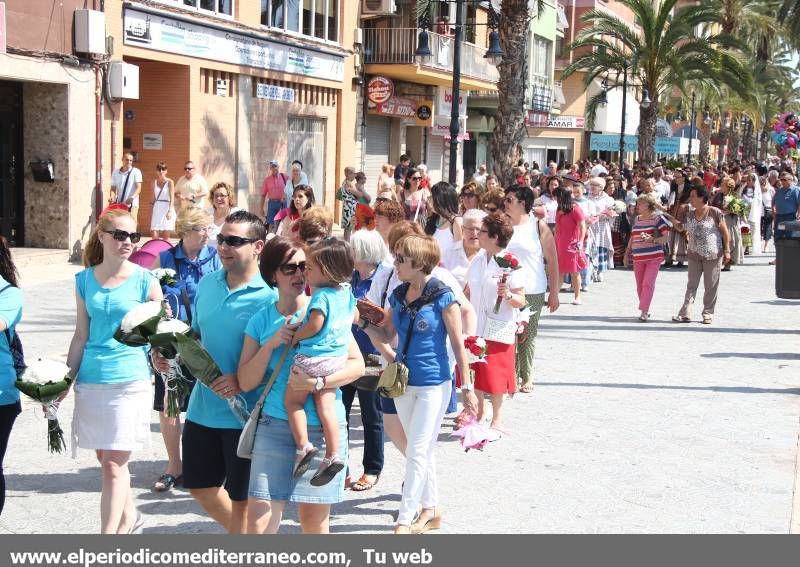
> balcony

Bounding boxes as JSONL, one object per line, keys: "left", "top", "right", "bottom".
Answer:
{"left": 363, "top": 28, "right": 499, "bottom": 86}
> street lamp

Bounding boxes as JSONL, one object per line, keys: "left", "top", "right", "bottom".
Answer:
{"left": 703, "top": 106, "right": 711, "bottom": 126}
{"left": 686, "top": 89, "right": 696, "bottom": 166}
{"left": 414, "top": 2, "right": 503, "bottom": 185}
{"left": 618, "top": 63, "right": 628, "bottom": 169}
{"left": 640, "top": 88, "right": 651, "bottom": 109}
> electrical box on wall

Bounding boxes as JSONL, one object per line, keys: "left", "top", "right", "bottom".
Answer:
{"left": 74, "top": 10, "right": 106, "bottom": 56}
{"left": 108, "top": 62, "right": 140, "bottom": 100}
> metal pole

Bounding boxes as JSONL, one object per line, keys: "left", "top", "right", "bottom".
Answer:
{"left": 449, "top": 0, "right": 465, "bottom": 185}
{"left": 618, "top": 63, "right": 627, "bottom": 169}
{"left": 686, "top": 91, "right": 696, "bottom": 166}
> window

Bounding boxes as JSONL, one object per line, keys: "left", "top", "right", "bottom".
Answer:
{"left": 532, "top": 35, "right": 551, "bottom": 78}
{"left": 155, "top": 0, "right": 233, "bottom": 16}
{"left": 262, "top": 0, "right": 338, "bottom": 42}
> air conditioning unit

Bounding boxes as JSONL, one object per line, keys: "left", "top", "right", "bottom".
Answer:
{"left": 108, "top": 62, "right": 139, "bottom": 100}
{"left": 74, "top": 9, "right": 106, "bottom": 56}
{"left": 362, "top": 0, "right": 396, "bottom": 16}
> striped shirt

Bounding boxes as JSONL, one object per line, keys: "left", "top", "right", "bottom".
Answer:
{"left": 630, "top": 215, "right": 670, "bottom": 261}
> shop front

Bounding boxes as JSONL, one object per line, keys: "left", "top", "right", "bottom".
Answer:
{"left": 524, "top": 112, "right": 584, "bottom": 169}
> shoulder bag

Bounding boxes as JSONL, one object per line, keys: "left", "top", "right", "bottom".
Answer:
{"left": 117, "top": 169, "right": 134, "bottom": 211}
{"left": 236, "top": 345, "right": 290, "bottom": 459}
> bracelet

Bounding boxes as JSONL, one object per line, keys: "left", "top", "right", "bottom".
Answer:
{"left": 461, "top": 382, "right": 474, "bottom": 391}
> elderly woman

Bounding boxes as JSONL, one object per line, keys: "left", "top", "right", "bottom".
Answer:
{"left": 276, "top": 185, "right": 315, "bottom": 239}
{"left": 503, "top": 185, "right": 560, "bottom": 392}
{"left": 554, "top": 186, "right": 587, "bottom": 305}
{"left": 152, "top": 207, "right": 222, "bottom": 492}
{"left": 480, "top": 188, "right": 504, "bottom": 214}
{"left": 586, "top": 177, "right": 617, "bottom": 282}
{"left": 711, "top": 178, "right": 742, "bottom": 270}
{"left": 665, "top": 187, "right": 731, "bottom": 325}
{"left": 464, "top": 212, "right": 526, "bottom": 429}
{"left": 343, "top": 229, "right": 388, "bottom": 492}
{"left": 425, "top": 182, "right": 463, "bottom": 257}
{"left": 206, "top": 182, "right": 242, "bottom": 249}
{"left": 367, "top": 234, "right": 476, "bottom": 534}
{"left": 283, "top": 161, "right": 310, "bottom": 204}
{"left": 238, "top": 237, "right": 365, "bottom": 534}
{"left": 665, "top": 173, "right": 693, "bottom": 267}
{"left": 442, "top": 208, "right": 485, "bottom": 288}
{"left": 623, "top": 194, "right": 671, "bottom": 322}
{"left": 459, "top": 182, "right": 480, "bottom": 214}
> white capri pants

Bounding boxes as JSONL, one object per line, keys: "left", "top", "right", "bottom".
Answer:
{"left": 394, "top": 380, "right": 452, "bottom": 526}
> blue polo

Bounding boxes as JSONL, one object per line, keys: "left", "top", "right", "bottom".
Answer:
{"left": 774, "top": 186, "right": 800, "bottom": 216}
{"left": 186, "top": 270, "right": 276, "bottom": 429}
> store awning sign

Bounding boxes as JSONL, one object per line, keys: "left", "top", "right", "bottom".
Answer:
{"left": 654, "top": 137, "right": 681, "bottom": 153}
{"left": 256, "top": 83, "right": 296, "bottom": 102}
{"left": 367, "top": 76, "right": 393, "bottom": 105}
{"left": 436, "top": 88, "right": 467, "bottom": 118}
{"left": 371, "top": 97, "right": 433, "bottom": 126}
{"left": 526, "top": 112, "right": 585, "bottom": 129}
{"left": 590, "top": 134, "right": 638, "bottom": 152}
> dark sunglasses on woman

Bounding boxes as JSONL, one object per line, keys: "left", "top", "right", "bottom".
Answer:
{"left": 279, "top": 261, "right": 307, "bottom": 275}
{"left": 216, "top": 234, "right": 257, "bottom": 247}
{"left": 104, "top": 229, "right": 142, "bottom": 244}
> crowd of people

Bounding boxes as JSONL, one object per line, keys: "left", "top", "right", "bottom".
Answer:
{"left": 0, "top": 150, "right": 798, "bottom": 535}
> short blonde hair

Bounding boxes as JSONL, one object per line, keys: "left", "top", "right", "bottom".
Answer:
{"left": 393, "top": 234, "right": 439, "bottom": 275}
{"left": 208, "top": 181, "right": 236, "bottom": 208}
{"left": 636, "top": 193, "right": 661, "bottom": 212}
{"left": 176, "top": 207, "right": 212, "bottom": 238}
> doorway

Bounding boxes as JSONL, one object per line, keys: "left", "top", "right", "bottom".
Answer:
{"left": 0, "top": 81, "right": 23, "bottom": 245}
{"left": 287, "top": 116, "right": 327, "bottom": 205}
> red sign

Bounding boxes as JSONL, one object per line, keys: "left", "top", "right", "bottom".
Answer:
{"left": 375, "top": 97, "right": 417, "bottom": 118}
{"left": 0, "top": 3, "right": 6, "bottom": 54}
{"left": 367, "top": 76, "right": 393, "bottom": 105}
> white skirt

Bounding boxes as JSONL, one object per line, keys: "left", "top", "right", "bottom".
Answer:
{"left": 71, "top": 380, "right": 152, "bottom": 458}
{"left": 151, "top": 200, "right": 175, "bottom": 231}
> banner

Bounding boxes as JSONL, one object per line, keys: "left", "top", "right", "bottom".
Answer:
{"left": 654, "top": 137, "right": 681, "bottom": 154}
{"left": 436, "top": 88, "right": 467, "bottom": 118}
{"left": 590, "top": 134, "right": 638, "bottom": 152}
{"left": 123, "top": 7, "right": 344, "bottom": 81}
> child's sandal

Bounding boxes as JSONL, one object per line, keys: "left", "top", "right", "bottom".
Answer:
{"left": 310, "top": 455, "right": 345, "bottom": 487}
{"left": 293, "top": 444, "right": 319, "bottom": 479}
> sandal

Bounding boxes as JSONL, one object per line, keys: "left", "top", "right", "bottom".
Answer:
{"left": 519, "top": 382, "right": 534, "bottom": 393}
{"left": 638, "top": 313, "right": 650, "bottom": 322}
{"left": 671, "top": 315, "right": 691, "bottom": 323}
{"left": 350, "top": 473, "right": 380, "bottom": 492}
{"left": 310, "top": 455, "right": 345, "bottom": 487}
{"left": 153, "top": 473, "right": 182, "bottom": 492}
{"left": 293, "top": 444, "right": 319, "bottom": 479}
{"left": 702, "top": 314, "right": 713, "bottom": 325}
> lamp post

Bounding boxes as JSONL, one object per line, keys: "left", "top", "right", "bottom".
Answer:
{"left": 618, "top": 63, "right": 628, "bottom": 169}
{"left": 686, "top": 89, "right": 696, "bottom": 166}
{"left": 414, "top": 3, "right": 503, "bottom": 185}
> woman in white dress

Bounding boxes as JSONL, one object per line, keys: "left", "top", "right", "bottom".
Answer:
{"left": 204, "top": 182, "right": 242, "bottom": 249}
{"left": 150, "top": 162, "right": 175, "bottom": 239}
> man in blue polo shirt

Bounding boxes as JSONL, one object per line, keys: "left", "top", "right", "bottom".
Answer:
{"left": 773, "top": 172, "right": 800, "bottom": 240}
{"left": 157, "top": 210, "right": 274, "bottom": 533}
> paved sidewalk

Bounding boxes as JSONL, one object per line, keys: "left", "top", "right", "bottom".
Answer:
{"left": 2, "top": 254, "right": 798, "bottom": 533}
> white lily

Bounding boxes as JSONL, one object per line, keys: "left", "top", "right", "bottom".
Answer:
{"left": 152, "top": 268, "right": 176, "bottom": 280}
{"left": 120, "top": 301, "right": 163, "bottom": 333}
{"left": 21, "top": 358, "right": 70, "bottom": 385}
{"left": 156, "top": 319, "right": 191, "bottom": 335}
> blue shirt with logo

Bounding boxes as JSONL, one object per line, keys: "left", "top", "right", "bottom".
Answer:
{"left": 186, "top": 270, "right": 276, "bottom": 429}
{"left": 296, "top": 285, "right": 356, "bottom": 360}
{"left": 159, "top": 243, "right": 221, "bottom": 321}
{"left": 774, "top": 186, "right": 800, "bottom": 217}
{"left": 75, "top": 266, "right": 154, "bottom": 385}
{"left": 245, "top": 300, "right": 346, "bottom": 426}
{"left": 389, "top": 278, "right": 457, "bottom": 387}
{"left": 0, "top": 278, "right": 23, "bottom": 405}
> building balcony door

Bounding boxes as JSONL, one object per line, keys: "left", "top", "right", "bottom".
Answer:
{"left": 0, "top": 81, "right": 23, "bottom": 245}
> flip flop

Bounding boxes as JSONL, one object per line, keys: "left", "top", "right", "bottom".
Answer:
{"left": 153, "top": 473, "right": 182, "bottom": 492}
{"left": 671, "top": 315, "right": 691, "bottom": 323}
{"left": 350, "top": 474, "right": 380, "bottom": 492}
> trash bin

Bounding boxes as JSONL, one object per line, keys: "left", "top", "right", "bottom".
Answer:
{"left": 775, "top": 220, "right": 800, "bottom": 299}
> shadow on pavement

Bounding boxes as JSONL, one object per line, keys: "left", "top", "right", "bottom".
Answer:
{"left": 702, "top": 352, "right": 800, "bottom": 360}
{"left": 535, "top": 381, "right": 800, "bottom": 395}
{"left": 541, "top": 323, "right": 798, "bottom": 334}
{"left": 751, "top": 299, "right": 800, "bottom": 306}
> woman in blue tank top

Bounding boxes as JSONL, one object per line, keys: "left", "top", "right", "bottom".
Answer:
{"left": 62, "top": 210, "right": 162, "bottom": 533}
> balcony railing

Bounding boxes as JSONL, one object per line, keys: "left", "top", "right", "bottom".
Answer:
{"left": 363, "top": 28, "right": 499, "bottom": 84}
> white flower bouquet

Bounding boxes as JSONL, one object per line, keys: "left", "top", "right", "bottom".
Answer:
{"left": 152, "top": 268, "right": 177, "bottom": 287}
{"left": 149, "top": 318, "right": 195, "bottom": 417}
{"left": 15, "top": 359, "right": 72, "bottom": 453}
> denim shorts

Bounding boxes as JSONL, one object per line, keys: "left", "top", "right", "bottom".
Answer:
{"left": 248, "top": 415, "right": 348, "bottom": 504}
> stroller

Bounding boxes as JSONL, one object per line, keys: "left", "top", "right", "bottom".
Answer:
{"left": 129, "top": 238, "right": 173, "bottom": 270}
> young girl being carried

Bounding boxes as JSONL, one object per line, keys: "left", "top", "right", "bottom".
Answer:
{"left": 287, "top": 238, "right": 356, "bottom": 486}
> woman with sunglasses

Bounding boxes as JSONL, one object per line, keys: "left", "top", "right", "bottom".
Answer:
{"left": 63, "top": 209, "right": 163, "bottom": 533}
{"left": 206, "top": 182, "right": 242, "bottom": 249}
{"left": 276, "top": 185, "right": 315, "bottom": 239}
{"left": 150, "top": 207, "right": 222, "bottom": 493}
{"left": 459, "top": 182, "right": 480, "bottom": 214}
{"left": 402, "top": 168, "right": 430, "bottom": 225}
{"left": 480, "top": 188, "right": 504, "bottom": 215}
{"left": 239, "top": 237, "right": 365, "bottom": 533}
{"left": 150, "top": 162, "right": 175, "bottom": 240}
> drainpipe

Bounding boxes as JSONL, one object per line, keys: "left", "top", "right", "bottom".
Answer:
{"left": 95, "top": 66, "right": 103, "bottom": 222}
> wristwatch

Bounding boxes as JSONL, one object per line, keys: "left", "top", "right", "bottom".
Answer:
{"left": 461, "top": 382, "right": 474, "bottom": 391}
{"left": 359, "top": 318, "right": 370, "bottom": 330}
{"left": 314, "top": 376, "right": 326, "bottom": 391}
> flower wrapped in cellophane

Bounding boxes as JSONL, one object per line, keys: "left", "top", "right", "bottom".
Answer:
{"left": 113, "top": 301, "right": 165, "bottom": 347}
{"left": 151, "top": 268, "right": 177, "bottom": 287}
{"left": 463, "top": 336, "right": 488, "bottom": 365}
{"left": 15, "top": 359, "right": 72, "bottom": 453}
{"left": 149, "top": 318, "right": 194, "bottom": 417}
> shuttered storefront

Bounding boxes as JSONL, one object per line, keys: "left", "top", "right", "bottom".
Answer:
{"left": 288, "top": 116, "right": 327, "bottom": 204}
{"left": 364, "top": 115, "right": 391, "bottom": 188}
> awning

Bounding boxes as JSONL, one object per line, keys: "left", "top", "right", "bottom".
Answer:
{"left": 553, "top": 83, "right": 566, "bottom": 106}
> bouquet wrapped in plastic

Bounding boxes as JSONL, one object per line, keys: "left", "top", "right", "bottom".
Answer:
{"left": 15, "top": 359, "right": 72, "bottom": 453}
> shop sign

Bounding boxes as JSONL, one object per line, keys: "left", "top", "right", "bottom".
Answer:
{"left": 371, "top": 97, "right": 433, "bottom": 126}
{"left": 367, "top": 76, "right": 393, "bottom": 104}
{"left": 431, "top": 116, "right": 470, "bottom": 140}
{"left": 654, "top": 137, "right": 681, "bottom": 153}
{"left": 142, "top": 133, "right": 163, "bottom": 151}
{"left": 436, "top": 88, "right": 467, "bottom": 118}
{"left": 256, "top": 83, "right": 296, "bottom": 102}
{"left": 122, "top": 7, "right": 344, "bottom": 81}
{"left": 526, "top": 112, "right": 585, "bottom": 129}
{"left": 525, "top": 111, "right": 549, "bottom": 128}
{"left": 590, "top": 134, "right": 638, "bottom": 152}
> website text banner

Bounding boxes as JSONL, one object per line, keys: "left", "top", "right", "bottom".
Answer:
{"left": 2, "top": 535, "right": 800, "bottom": 567}
{"left": 123, "top": 8, "right": 344, "bottom": 82}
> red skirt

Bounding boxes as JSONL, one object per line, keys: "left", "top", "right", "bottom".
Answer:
{"left": 472, "top": 340, "right": 516, "bottom": 395}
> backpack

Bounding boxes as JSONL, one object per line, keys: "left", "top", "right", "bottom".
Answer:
{"left": 0, "top": 285, "right": 26, "bottom": 378}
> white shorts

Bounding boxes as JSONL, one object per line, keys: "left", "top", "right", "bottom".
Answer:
{"left": 71, "top": 380, "right": 152, "bottom": 457}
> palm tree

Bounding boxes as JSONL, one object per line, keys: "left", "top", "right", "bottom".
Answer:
{"left": 779, "top": 0, "right": 800, "bottom": 49}
{"left": 562, "top": 0, "right": 753, "bottom": 165}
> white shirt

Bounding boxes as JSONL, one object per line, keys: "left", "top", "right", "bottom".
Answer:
{"left": 442, "top": 240, "right": 477, "bottom": 289}
{"left": 654, "top": 179, "right": 671, "bottom": 202}
{"left": 506, "top": 216, "right": 548, "bottom": 295}
{"left": 111, "top": 166, "right": 143, "bottom": 207}
{"left": 205, "top": 207, "right": 243, "bottom": 249}
{"left": 465, "top": 249, "right": 524, "bottom": 336}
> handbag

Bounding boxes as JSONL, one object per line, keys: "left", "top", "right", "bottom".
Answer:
{"left": 236, "top": 345, "right": 290, "bottom": 460}
{"left": 483, "top": 316, "right": 517, "bottom": 345}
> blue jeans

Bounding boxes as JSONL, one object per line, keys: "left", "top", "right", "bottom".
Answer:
{"left": 266, "top": 199, "right": 284, "bottom": 227}
{"left": 341, "top": 385, "right": 384, "bottom": 476}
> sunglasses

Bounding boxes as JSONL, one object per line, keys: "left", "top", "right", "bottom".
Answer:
{"left": 156, "top": 167, "right": 167, "bottom": 171}
{"left": 484, "top": 206, "right": 498, "bottom": 212}
{"left": 213, "top": 193, "right": 229, "bottom": 198}
{"left": 104, "top": 229, "right": 142, "bottom": 243}
{"left": 279, "top": 261, "right": 307, "bottom": 275}
{"left": 503, "top": 197, "right": 517, "bottom": 204}
{"left": 216, "top": 234, "right": 257, "bottom": 247}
